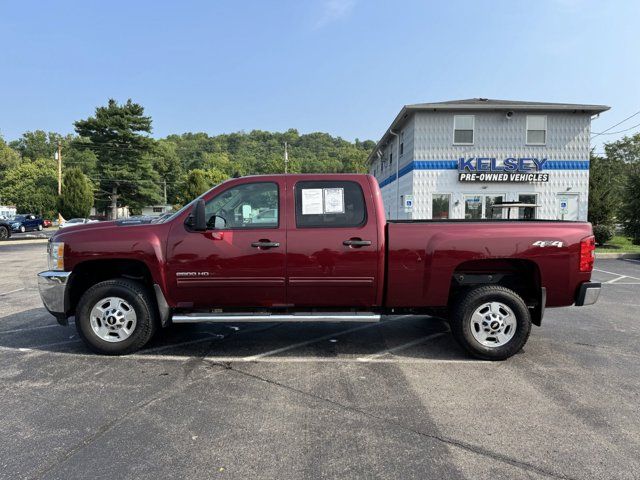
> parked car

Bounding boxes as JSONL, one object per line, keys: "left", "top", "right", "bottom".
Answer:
{"left": 43, "top": 219, "right": 53, "bottom": 228}
{"left": 59, "top": 218, "right": 99, "bottom": 229}
{"left": 0, "top": 219, "right": 12, "bottom": 240}
{"left": 11, "top": 214, "right": 44, "bottom": 233}
{"left": 38, "top": 174, "right": 599, "bottom": 359}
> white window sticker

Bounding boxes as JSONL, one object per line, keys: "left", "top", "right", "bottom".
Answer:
{"left": 301, "top": 189, "right": 323, "bottom": 215}
{"left": 323, "top": 188, "right": 345, "bottom": 214}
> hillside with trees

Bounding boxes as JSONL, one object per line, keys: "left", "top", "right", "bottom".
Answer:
{"left": 0, "top": 99, "right": 375, "bottom": 218}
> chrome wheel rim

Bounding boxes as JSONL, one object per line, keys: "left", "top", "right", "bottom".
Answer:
{"left": 470, "top": 301, "right": 516, "bottom": 347}
{"left": 89, "top": 297, "right": 137, "bottom": 342}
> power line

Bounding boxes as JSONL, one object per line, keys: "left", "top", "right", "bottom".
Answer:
{"left": 590, "top": 121, "right": 640, "bottom": 136}
{"left": 591, "top": 110, "right": 640, "bottom": 138}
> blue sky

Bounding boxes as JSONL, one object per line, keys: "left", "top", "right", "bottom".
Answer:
{"left": 1, "top": 0, "right": 639, "bottom": 153}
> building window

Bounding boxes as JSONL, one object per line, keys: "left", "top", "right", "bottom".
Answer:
{"left": 400, "top": 132, "right": 404, "bottom": 156}
{"left": 453, "top": 115, "right": 474, "bottom": 144}
{"left": 432, "top": 194, "right": 450, "bottom": 219}
{"left": 518, "top": 194, "right": 537, "bottom": 219}
{"left": 389, "top": 152, "right": 393, "bottom": 166}
{"left": 526, "top": 115, "right": 547, "bottom": 145}
{"left": 152, "top": 207, "right": 164, "bottom": 213}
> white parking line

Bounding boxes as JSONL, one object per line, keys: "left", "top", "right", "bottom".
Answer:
{"left": 0, "top": 343, "right": 482, "bottom": 364}
{"left": 606, "top": 275, "right": 629, "bottom": 284}
{"left": 0, "top": 323, "right": 73, "bottom": 335}
{"left": 240, "top": 316, "right": 413, "bottom": 361}
{"left": 594, "top": 268, "right": 640, "bottom": 281}
{"left": 622, "top": 258, "right": 640, "bottom": 265}
{"left": 357, "top": 331, "right": 448, "bottom": 362}
{"left": 18, "top": 338, "right": 82, "bottom": 350}
{"left": 0, "top": 288, "right": 25, "bottom": 297}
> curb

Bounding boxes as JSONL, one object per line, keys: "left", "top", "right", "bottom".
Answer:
{"left": 0, "top": 238, "right": 49, "bottom": 246}
{"left": 595, "top": 252, "right": 640, "bottom": 259}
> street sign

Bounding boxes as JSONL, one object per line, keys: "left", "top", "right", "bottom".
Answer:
{"left": 404, "top": 195, "right": 413, "bottom": 213}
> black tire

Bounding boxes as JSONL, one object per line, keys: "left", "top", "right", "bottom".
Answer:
{"left": 75, "top": 279, "right": 158, "bottom": 355}
{"left": 0, "top": 226, "right": 9, "bottom": 240}
{"left": 450, "top": 285, "right": 532, "bottom": 361}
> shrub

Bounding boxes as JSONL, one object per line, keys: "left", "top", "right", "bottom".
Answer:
{"left": 593, "top": 224, "right": 614, "bottom": 246}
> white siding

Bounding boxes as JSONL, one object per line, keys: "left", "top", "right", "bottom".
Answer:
{"left": 372, "top": 110, "right": 592, "bottom": 221}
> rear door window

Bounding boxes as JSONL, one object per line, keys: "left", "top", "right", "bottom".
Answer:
{"left": 295, "top": 181, "right": 366, "bottom": 228}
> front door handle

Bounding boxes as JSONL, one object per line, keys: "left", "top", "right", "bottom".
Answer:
{"left": 343, "top": 239, "right": 372, "bottom": 247}
{"left": 251, "top": 240, "right": 280, "bottom": 249}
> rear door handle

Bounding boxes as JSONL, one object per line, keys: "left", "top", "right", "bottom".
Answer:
{"left": 343, "top": 239, "right": 372, "bottom": 247}
{"left": 251, "top": 240, "right": 280, "bottom": 249}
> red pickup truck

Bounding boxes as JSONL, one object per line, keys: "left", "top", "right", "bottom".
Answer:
{"left": 38, "top": 174, "right": 600, "bottom": 360}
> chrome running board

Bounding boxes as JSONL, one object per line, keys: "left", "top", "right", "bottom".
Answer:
{"left": 172, "top": 312, "right": 381, "bottom": 324}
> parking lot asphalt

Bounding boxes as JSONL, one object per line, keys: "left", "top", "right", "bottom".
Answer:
{"left": 0, "top": 242, "right": 639, "bottom": 480}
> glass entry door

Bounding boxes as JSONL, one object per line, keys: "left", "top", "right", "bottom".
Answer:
{"left": 464, "top": 194, "right": 504, "bottom": 219}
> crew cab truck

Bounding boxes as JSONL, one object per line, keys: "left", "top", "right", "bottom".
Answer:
{"left": 38, "top": 174, "right": 600, "bottom": 360}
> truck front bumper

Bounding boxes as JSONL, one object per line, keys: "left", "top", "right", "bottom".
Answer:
{"left": 37, "top": 271, "right": 71, "bottom": 323}
{"left": 575, "top": 282, "right": 601, "bottom": 306}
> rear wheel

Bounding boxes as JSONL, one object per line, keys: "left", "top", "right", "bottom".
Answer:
{"left": 450, "top": 286, "right": 531, "bottom": 360}
{"left": 37, "top": 224, "right": 43, "bottom": 231}
{"left": 0, "top": 226, "right": 8, "bottom": 240}
{"left": 75, "top": 279, "right": 157, "bottom": 355}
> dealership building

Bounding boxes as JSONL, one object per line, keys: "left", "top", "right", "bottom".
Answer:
{"left": 368, "top": 98, "right": 609, "bottom": 221}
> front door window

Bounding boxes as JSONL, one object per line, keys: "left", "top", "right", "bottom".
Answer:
{"left": 205, "top": 182, "right": 279, "bottom": 229}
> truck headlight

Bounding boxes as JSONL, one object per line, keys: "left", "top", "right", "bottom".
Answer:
{"left": 48, "top": 242, "right": 65, "bottom": 271}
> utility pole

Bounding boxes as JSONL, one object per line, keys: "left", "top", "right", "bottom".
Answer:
{"left": 56, "top": 141, "right": 62, "bottom": 195}
{"left": 284, "top": 142, "right": 288, "bottom": 174}
{"left": 163, "top": 180, "right": 167, "bottom": 205}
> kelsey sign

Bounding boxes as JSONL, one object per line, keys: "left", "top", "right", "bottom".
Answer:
{"left": 458, "top": 157, "right": 549, "bottom": 182}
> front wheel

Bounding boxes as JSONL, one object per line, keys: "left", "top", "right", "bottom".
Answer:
{"left": 75, "top": 279, "right": 158, "bottom": 355}
{"left": 19, "top": 225, "right": 25, "bottom": 233}
{"left": 450, "top": 286, "right": 532, "bottom": 360}
{"left": 0, "top": 226, "right": 9, "bottom": 240}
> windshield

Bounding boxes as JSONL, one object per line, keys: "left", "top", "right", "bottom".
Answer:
{"left": 13, "top": 215, "right": 25, "bottom": 221}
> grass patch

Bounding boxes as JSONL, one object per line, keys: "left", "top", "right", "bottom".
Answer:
{"left": 596, "top": 235, "right": 640, "bottom": 253}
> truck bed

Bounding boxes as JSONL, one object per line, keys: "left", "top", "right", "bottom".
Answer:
{"left": 385, "top": 221, "right": 593, "bottom": 308}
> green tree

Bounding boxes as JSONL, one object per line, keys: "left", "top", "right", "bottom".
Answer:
{"left": 176, "top": 169, "right": 228, "bottom": 205}
{"left": 58, "top": 168, "right": 94, "bottom": 218}
{"left": 0, "top": 158, "right": 57, "bottom": 215}
{"left": 0, "top": 137, "right": 20, "bottom": 173}
{"left": 10, "top": 130, "right": 66, "bottom": 160}
{"left": 74, "top": 99, "right": 160, "bottom": 219}
{"left": 64, "top": 144, "right": 98, "bottom": 177}
{"left": 613, "top": 133, "right": 640, "bottom": 243}
{"left": 588, "top": 154, "right": 625, "bottom": 226}
{"left": 177, "top": 169, "right": 209, "bottom": 205}
{"left": 149, "top": 141, "right": 183, "bottom": 205}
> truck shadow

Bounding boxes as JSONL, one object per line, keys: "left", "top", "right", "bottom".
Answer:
{"left": 0, "top": 309, "right": 477, "bottom": 362}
